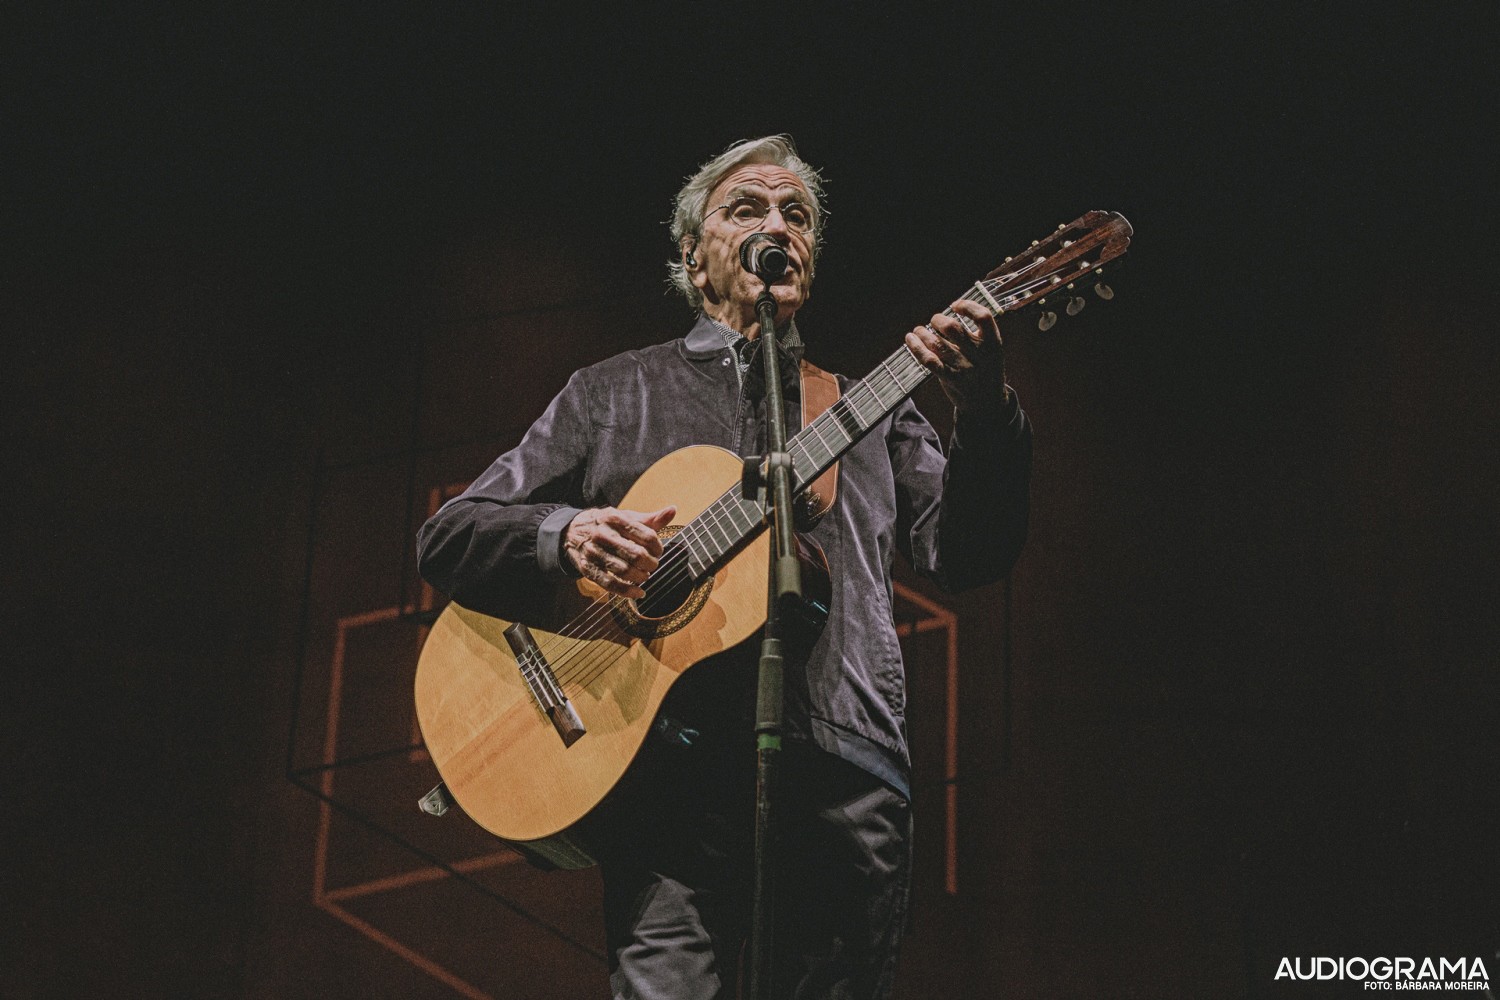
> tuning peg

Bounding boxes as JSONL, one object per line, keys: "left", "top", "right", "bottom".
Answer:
{"left": 1038, "top": 310, "right": 1058, "bottom": 331}
{"left": 1093, "top": 282, "right": 1115, "bottom": 300}
{"left": 1066, "top": 296, "right": 1086, "bottom": 316}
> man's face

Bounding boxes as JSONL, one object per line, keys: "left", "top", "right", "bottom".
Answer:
{"left": 686, "top": 162, "right": 816, "bottom": 333}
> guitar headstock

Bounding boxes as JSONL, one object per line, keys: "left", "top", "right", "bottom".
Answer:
{"left": 979, "top": 210, "right": 1133, "bottom": 331}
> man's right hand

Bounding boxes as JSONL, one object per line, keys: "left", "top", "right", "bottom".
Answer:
{"left": 563, "top": 505, "right": 677, "bottom": 599}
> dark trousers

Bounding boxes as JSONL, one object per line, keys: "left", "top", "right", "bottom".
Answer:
{"left": 593, "top": 739, "right": 912, "bottom": 1000}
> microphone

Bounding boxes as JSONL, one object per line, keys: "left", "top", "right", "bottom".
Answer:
{"left": 739, "top": 233, "right": 789, "bottom": 281}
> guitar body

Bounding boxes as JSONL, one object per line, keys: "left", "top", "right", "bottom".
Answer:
{"left": 414, "top": 445, "right": 771, "bottom": 862}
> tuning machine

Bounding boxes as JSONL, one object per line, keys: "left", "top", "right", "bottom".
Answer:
{"left": 1093, "top": 266, "right": 1114, "bottom": 300}
{"left": 1037, "top": 297, "right": 1058, "bottom": 331}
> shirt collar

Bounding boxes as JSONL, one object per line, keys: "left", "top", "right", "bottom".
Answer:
{"left": 682, "top": 312, "right": 805, "bottom": 360}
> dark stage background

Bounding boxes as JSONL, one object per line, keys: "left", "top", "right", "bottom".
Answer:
{"left": 6, "top": 5, "right": 1498, "bottom": 998}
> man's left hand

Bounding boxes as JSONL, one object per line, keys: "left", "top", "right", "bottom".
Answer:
{"left": 905, "top": 298, "right": 1008, "bottom": 412}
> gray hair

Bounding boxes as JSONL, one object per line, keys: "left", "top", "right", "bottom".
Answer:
{"left": 667, "top": 135, "right": 828, "bottom": 311}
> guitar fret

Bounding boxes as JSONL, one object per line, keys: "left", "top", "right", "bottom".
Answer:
{"left": 724, "top": 500, "right": 748, "bottom": 536}
{"left": 679, "top": 527, "right": 709, "bottom": 575}
{"left": 738, "top": 498, "right": 763, "bottom": 530}
{"left": 808, "top": 413, "right": 841, "bottom": 453}
{"left": 807, "top": 411, "right": 833, "bottom": 450}
{"left": 792, "top": 432, "right": 822, "bottom": 470}
{"left": 854, "top": 380, "right": 889, "bottom": 418}
{"left": 826, "top": 399, "right": 864, "bottom": 441}
{"left": 892, "top": 349, "right": 929, "bottom": 392}
{"left": 789, "top": 439, "right": 820, "bottom": 486}
{"left": 702, "top": 507, "right": 732, "bottom": 555}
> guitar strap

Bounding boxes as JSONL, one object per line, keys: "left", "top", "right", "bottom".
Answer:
{"left": 798, "top": 359, "right": 841, "bottom": 525}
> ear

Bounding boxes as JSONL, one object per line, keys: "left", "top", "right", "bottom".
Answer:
{"left": 682, "top": 237, "right": 710, "bottom": 292}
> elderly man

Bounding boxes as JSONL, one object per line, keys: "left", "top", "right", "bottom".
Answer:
{"left": 417, "top": 136, "right": 1031, "bottom": 1000}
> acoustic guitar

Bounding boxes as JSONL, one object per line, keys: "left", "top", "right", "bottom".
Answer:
{"left": 414, "top": 211, "right": 1133, "bottom": 866}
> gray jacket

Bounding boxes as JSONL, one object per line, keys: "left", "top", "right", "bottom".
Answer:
{"left": 415, "top": 314, "right": 1032, "bottom": 797}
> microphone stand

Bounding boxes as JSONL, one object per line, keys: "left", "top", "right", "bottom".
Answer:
{"left": 747, "top": 285, "right": 801, "bottom": 1000}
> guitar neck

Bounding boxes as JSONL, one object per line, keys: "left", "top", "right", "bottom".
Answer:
{"left": 666, "top": 342, "right": 935, "bottom": 580}
{"left": 788, "top": 344, "right": 931, "bottom": 491}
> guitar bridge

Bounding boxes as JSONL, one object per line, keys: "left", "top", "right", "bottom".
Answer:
{"left": 503, "top": 622, "right": 586, "bottom": 747}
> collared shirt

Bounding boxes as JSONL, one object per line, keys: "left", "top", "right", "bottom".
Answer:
{"left": 416, "top": 313, "right": 1032, "bottom": 798}
{"left": 706, "top": 314, "right": 804, "bottom": 388}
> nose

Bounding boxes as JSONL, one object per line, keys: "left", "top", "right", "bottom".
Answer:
{"left": 759, "top": 205, "right": 791, "bottom": 238}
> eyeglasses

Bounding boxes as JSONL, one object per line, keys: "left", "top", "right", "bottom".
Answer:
{"left": 705, "top": 196, "right": 815, "bottom": 234}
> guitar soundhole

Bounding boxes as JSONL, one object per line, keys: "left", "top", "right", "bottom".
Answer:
{"left": 611, "top": 528, "right": 713, "bottom": 639}
{"left": 636, "top": 574, "right": 696, "bottom": 620}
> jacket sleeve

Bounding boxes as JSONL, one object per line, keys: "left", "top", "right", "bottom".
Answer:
{"left": 415, "top": 369, "right": 591, "bottom": 618}
{"left": 889, "top": 389, "right": 1033, "bottom": 593}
